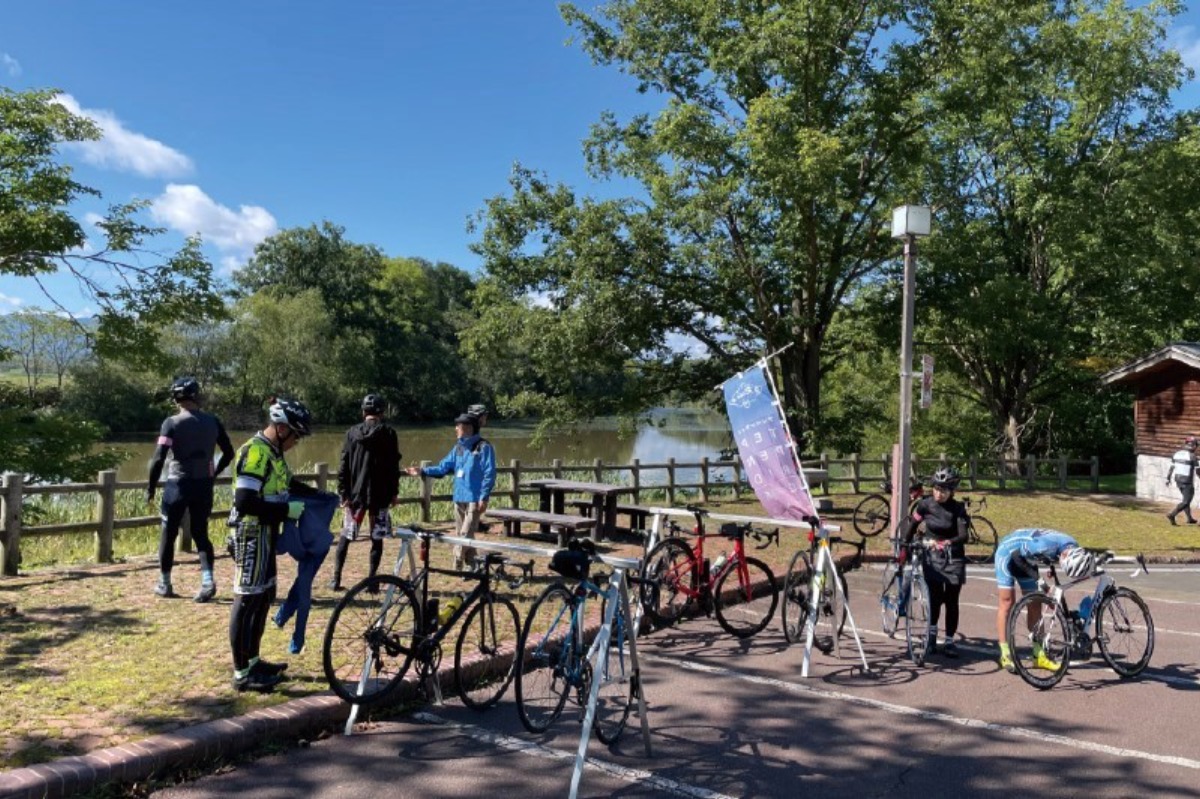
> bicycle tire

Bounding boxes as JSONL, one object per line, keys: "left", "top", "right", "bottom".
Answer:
{"left": 1096, "top": 587, "right": 1155, "bottom": 678}
{"left": 714, "top": 555, "right": 778, "bottom": 638}
{"left": 515, "top": 583, "right": 575, "bottom": 733}
{"left": 880, "top": 561, "right": 901, "bottom": 638}
{"left": 592, "top": 598, "right": 633, "bottom": 745}
{"left": 780, "top": 550, "right": 812, "bottom": 644}
{"left": 905, "top": 571, "right": 932, "bottom": 666}
{"left": 454, "top": 595, "right": 520, "bottom": 710}
{"left": 812, "top": 556, "right": 848, "bottom": 654}
{"left": 964, "top": 516, "right": 998, "bottom": 564}
{"left": 322, "top": 575, "right": 419, "bottom": 706}
{"left": 853, "top": 494, "right": 891, "bottom": 537}
{"left": 640, "top": 538, "right": 697, "bottom": 628}
{"left": 1008, "top": 591, "right": 1071, "bottom": 689}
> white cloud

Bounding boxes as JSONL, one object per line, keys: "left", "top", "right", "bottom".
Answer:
{"left": 1172, "top": 25, "right": 1200, "bottom": 72}
{"left": 1, "top": 53, "right": 20, "bottom": 76}
{"left": 151, "top": 184, "right": 277, "bottom": 271}
{"left": 53, "top": 93, "right": 193, "bottom": 178}
{"left": 0, "top": 292, "right": 23, "bottom": 309}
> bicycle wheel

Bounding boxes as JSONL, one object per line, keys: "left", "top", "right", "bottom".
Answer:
{"left": 1009, "top": 591, "right": 1071, "bottom": 689}
{"left": 516, "top": 583, "right": 575, "bottom": 733}
{"left": 780, "top": 550, "right": 812, "bottom": 644}
{"left": 905, "top": 571, "right": 932, "bottom": 666}
{"left": 592, "top": 600, "right": 633, "bottom": 745}
{"left": 812, "top": 556, "right": 848, "bottom": 654}
{"left": 323, "top": 575, "right": 419, "bottom": 706}
{"left": 964, "top": 516, "right": 998, "bottom": 564}
{"left": 880, "top": 561, "right": 902, "bottom": 638}
{"left": 853, "top": 494, "right": 891, "bottom": 537}
{"left": 640, "top": 538, "right": 697, "bottom": 628}
{"left": 1096, "top": 587, "right": 1155, "bottom": 678}
{"left": 714, "top": 555, "right": 778, "bottom": 638}
{"left": 454, "top": 595, "right": 520, "bottom": 710}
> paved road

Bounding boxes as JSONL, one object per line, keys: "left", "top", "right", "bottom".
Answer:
{"left": 155, "top": 564, "right": 1200, "bottom": 798}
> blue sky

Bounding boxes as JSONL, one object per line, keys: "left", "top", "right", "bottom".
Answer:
{"left": 2, "top": 1, "right": 1200, "bottom": 316}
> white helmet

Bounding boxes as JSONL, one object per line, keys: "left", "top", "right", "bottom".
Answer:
{"left": 1061, "top": 546, "right": 1095, "bottom": 580}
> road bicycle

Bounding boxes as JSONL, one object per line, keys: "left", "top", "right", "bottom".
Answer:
{"left": 515, "top": 540, "right": 639, "bottom": 745}
{"left": 853, "top": 479, "right": 925, "bottom": 537}
{"left": 780, "top": 528, "right": 863, "bottom": 652}
{"left": 1007, "top": 550, "right": 1154, "bottom": 689}
{"left": 879, "top": 537, "right": 936, "bottom": 665}
{"left": 322, "top": 525, "right": 532, "bottom": 708}
{"left": 961, "top": 496, "right": 998, "bottom": 564}
{"left": 639, "top": 505, "right": 780, "bottom": 638}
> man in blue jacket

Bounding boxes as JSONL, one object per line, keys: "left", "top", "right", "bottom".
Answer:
{"left": 407, "top": 412, "right": 496, "bottom": 570}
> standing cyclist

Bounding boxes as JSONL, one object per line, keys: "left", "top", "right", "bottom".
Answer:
{"left": 329, "top": 393, "right": 402, "bottom": 591}
{"left": 1165, "top": 435, "right": 1199, "bottom": 526}
{"left": 227, "top": 398, "right": 319, "bottom": 692}
{"left": 146, "top": 377, "right": 235, "bottom": 602}
{"left": 994, "top": 528, "right": 1095, "bottom": 674}
{"left": 900, "top": 466, "right": 969, "bottom": 657}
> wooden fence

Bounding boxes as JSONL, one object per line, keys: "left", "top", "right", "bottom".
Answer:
{"left": 0, "top": 452, "right": 1100, "bottom": 576}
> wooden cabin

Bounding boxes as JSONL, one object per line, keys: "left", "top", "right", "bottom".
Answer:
{"left": 1101, "top": 343, "right": 1200, "bottom": 502}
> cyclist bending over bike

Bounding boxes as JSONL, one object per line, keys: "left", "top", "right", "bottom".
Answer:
{"left": 995, "top": 529, "right": 1094, "bottom": 673}
{"left": 900, "top": 466, "right": 969, "bottom": 657}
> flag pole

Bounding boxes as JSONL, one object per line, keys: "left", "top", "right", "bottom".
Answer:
{"left": 713, "top": 342, "right": 795, "bottom": 391}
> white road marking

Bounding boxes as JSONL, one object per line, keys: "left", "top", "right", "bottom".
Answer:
{"left": 644, "top": 654, "right": 1200, "bottom": 770}
{"left": 412, "top": 712, "right": 738, "bottom": 799}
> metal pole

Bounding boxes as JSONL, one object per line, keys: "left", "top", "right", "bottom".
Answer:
{"left": 893, "top": 234, "right": 917, "bottom": 534}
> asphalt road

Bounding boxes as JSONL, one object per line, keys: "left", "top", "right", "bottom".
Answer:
{"left": 154, "top": 564, "right": 1200, "bottom": 798}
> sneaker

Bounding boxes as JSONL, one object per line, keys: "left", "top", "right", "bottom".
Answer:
{"left": 941, "top": 640, "right": 959, "bottom": 658}
{"left": 999, "top": 652, "right": 1017, "bottom": 673}
{"left": 154, "top": 581, "right": 176, "bottom": 598}
{"left": 1033, "top": 650, "right": 1062, "bottom": 671}
{"left": 194, "top": 583, "right": 216, "bottom": 603}
{"left": 256, "top": 659, "right": 289, "bottom": 676}
{"left": 233, "top": 670, "right": 283, "bottom": 693}
{"left": 272, "top": 609, "right": 286, "bottom": 629}
{"left": 327, "top": 577, "right": 343, "bottom": 592}
{"left": 288, "top": 635, "right": 304, "bottom": 655}
{"left": 1190, "top": 518, "right": 1199, "bottom": 525}
{"left": 1167, "top": 514, "right": 1178, "bottom": 526}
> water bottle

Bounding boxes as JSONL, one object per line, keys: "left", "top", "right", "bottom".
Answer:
{"left": 1078, "top": 595, "right": 1094, "bottom": 626}
{"left": 712, "top": 552, "right": 728, "bottom": 573}
{"left": 439, "top": 595, "right": 464, "bottom": 626}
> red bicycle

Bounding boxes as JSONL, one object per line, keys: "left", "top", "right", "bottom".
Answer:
{"left": 639, "top": 505, "right": 779, "bottom": 638}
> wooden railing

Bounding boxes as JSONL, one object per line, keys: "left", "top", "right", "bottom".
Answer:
{"left": 0, "top": 451, "right": 1100, "bottom": 576}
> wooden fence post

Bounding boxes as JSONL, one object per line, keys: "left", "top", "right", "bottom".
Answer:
{"left": 997, "top": 458, "right": 1007, "bottom": 490}
{"left": 593, "top": 458, "right": 603, "bottom": 482}
{"left": 968, "top": 456, "right": 978, "bottom": 490}
{"left": 2, "top": 473, "right": 23, "bottom": 577}
{"left": 700, "top": 457, "right": 710, "bottom": 503}
{"left": 1091, "top": 456, "right": 1100, "bottom": 491}
{"left": 510, "top": 459, "right": 521, "bottom": 509}
{"left": 882, "top": 453, "right": 892, "bottom": 483}
{"left": 315, "top": 462, "right": 329, "bottom": 493}
{"left": 95, "top": 470, "right": 116, "bottom": 564}
{"left": 667, "top": 457, "right": 677, "bottom": 506}
{"left": 820, "top": 452, "right": 830, "bottom": 496}
{"left": 553, "top": 459, "right": 563, "bottom": 479}
{"left": 850, "top": 453, "right": 860, "bottom": 494}
{"left": 1057, "top": 455, "right": 1068, "bottom": 489}
{"left": 732, "top": 456, "right": 742, "bottom": 499}
{"left": 1026, "top": 454, "right": 1036, "bottom": 489}
{"left": 631, "top": 458, "right": 641, "bottom": 503}
{"left": 419, "top": 460, "right": 432, "bottom": 522}
{"left": 178, "top": 509, "right": 193, "bottom": 554}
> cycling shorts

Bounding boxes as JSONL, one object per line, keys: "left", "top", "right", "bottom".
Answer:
{"left": 228, "top": 519, "right": 275, "bottom": 596}
{"left": 340, "top": 508, "right": 391, "bottom": 542}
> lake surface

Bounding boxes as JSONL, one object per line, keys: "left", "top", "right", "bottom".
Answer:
{"left": 109, "top": 408, "right": 737, "bottom": 484}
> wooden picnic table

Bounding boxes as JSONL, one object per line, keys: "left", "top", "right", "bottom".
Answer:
{"left": 483, "top": 508, "right": 597, "bottom": 548}
{"left": 526, "top": 478, "right": 628, "bottom": 541}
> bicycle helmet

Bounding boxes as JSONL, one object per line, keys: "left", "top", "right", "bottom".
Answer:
{"left": 267, "top": 398, "right": 313, "bottom": 437}
{"left": 1061, "top": 546, "right": 1095, "bottom": 580}
{"left": 170, "top": 376, "right": 201, "bottom": 402}
{"left": 930, "top": 466, "right": 961, "bottom": 490}
{"left": 361, "top": 394, "right": 386, "bottom": 415}
{"left": 467, "top": 403, "right": 488, "bottom": 418}
{"left": 549, "top": 548, "right": 590, "bottom": 581}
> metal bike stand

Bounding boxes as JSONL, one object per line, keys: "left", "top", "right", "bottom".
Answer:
{"left": 800, "top": 523, "right": 870, "bottom": 678}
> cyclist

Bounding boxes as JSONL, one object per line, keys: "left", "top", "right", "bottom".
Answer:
{"left": 226, "top": 398, "right": 319, "bottom": 692}
{"left": 406, "top": 412, "right": 496, "bottom": 571}
{"left": 328, "top": 393, "right": 402, "bottom": 591}
{"left": 899, "top": 466, "right": 968, "bottom": 657}
{"left": 1165, "top": 435, "right": 1199, "bottom": 526}
{"left": 994, "top": 528, "right": 1095, "bottom": 673}
{"left": 146, "top": 377, "right": 235, "bottom": 602}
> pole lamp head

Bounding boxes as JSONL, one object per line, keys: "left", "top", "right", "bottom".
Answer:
{"left": 891, "top": 205, "right": 931, "bottom": 239}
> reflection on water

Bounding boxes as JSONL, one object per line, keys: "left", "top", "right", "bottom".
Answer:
{"left": 108, "top": 408, "right": 737, "bottom": 486}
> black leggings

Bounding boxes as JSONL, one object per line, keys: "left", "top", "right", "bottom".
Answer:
{"left": 1171, "top": 480, "right": 1195, "bottom": 521}
{"left": 925, "top": 577, "right": 962, "bottom": 638}
{"left": 230, "top": 591, "right": 272, "bottom": 671}
{"left": 159, "top": 479, "right": 216, "bottom": 573}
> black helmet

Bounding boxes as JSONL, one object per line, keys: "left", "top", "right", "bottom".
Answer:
{"left": 362, "top": 394, "right": 386, "bottom": 415}
{"left": 170, "top": 377, "right": 200, "bottom": 402}
{"left": 549, "top": 549, "right": 591, "bottom": 581}
{"left": 467, "top": 403, "right": 488, "bottom": 418}
{"left": 930, "top": 466, "right": 961, "bottom": 490}
{"left": 267, "top": 398, "right": 313, "bottom": 437}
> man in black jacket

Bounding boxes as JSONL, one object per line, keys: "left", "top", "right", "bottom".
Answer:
{"left": 329, "top": 394, "right": 402, "bottom": 590}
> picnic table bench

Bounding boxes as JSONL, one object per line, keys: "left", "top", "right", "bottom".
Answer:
{"left": 483, "top": 508, "right": 597, "bottom": 548}
{"left": 565, "top": 498, "right": 656, "bottom": 533}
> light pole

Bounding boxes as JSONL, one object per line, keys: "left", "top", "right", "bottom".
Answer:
{"left": 891, "top": 205, "right": 931, "bottom": 536}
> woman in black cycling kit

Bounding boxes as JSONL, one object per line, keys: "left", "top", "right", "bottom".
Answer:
{"left": 900, "top": 466, "right": 969, "bottom": 657}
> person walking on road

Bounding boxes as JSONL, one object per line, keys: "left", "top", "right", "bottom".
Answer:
{"left": 328, "top": 393, "right": 402, "bottom": 591}
{"left": 1165, "top": 436, "right": 1199, "bottom": 525}
{"left": 146, "top": 377, "right": 235, "bottom": 602}
{"left": 226, "top": 397, "right": 319, "bottom": 692}
{"left": 406, "top": 412, "right": 495, "bottom": 571}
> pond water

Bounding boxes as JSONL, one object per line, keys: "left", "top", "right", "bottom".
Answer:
{"left": 107, "top": 407, "right": 737, "bottom": 484}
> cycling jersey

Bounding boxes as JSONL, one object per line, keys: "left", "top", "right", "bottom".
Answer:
{"left": 994, "top": 528, "right": 1078, "bottom": 590}
{"left": 1167, "top": 449, "right": 1197, "bottom": 485}
{"left": 150, "top": 409, "right": 234, "bottom": 482}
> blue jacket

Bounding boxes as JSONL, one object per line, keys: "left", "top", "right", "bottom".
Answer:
{"left": 422, "top": 435, "right": 496, "bottom": 503}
